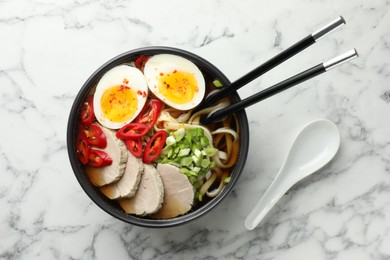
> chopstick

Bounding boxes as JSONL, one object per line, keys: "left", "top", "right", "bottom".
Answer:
{"left": 201, "top": 16, "right": 346, "bottom": 108}
{"left": 200, "top": 49, "right": 358, "bottom": 124}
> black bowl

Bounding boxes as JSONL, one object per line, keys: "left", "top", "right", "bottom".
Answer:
{"left": 67, "top": 46, "right": 249, "bottom": 228}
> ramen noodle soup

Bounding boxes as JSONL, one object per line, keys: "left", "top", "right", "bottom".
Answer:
{"left": 75, "top": 53, "right": 240, "bottom": 219}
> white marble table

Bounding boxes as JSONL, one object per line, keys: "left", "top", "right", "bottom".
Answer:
{"left": 1, "top": 0, "right": 389, "bottom": 259}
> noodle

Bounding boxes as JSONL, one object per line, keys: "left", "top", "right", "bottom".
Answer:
{"left": 188, "top": 98, "right": 230, "bottom": 124}
{"left": 211, "top": 128, "right": 239, "bottom": 168}
{"left": 199, "top": 170, "right": 217, "bottom": 198}
{"left": 206, "top": 171, "right": 230, "bottom": 198}
{"left": 163, "top": 108, "right": 192, "bottom": 123}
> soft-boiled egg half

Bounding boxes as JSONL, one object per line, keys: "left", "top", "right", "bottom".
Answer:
{"left": 93, "top": 65, "right": 148, "bottom": 129}
{"left": 143, "top": 54, "right": 205, "bottom": 110}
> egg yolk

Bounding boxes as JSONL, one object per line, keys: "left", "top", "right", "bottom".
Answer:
{"left": 158, "top": 71, "right": 198, "bottom": 104}
{"left": 100, "top": 85, "right": 138, "bottom": 123}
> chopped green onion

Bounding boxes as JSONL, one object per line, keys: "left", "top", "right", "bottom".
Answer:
{"left": 180, "top": 167, "right": 189, "bottom": 174}
{"left": 224, "top": 176, "right": 231, "bottom": 183}
{"left": 193, "top": 181, "right": 201, "bottom": 190}
{"left": 197, "top": 127, "right": 204, "bottom": 136}
{"left": 203, "top": 147, "right": 217, "bottom": 157}
{"left": 172, "top": 128, "right": 185, "bottom": 141}
{"left": 177, "top": 148, "right": 191, "bottom": 157}
{"left": 156, "top": 127, "right": 220, "bottom": 193}
{"left": 180, "top": 168, "right": 196, "bottom": 176}
{"left": 166, "top": 136, "right": 176, "bottom": 146}
{"left": 213, "top": 79, "right": 223, "bottom": 88}
{"left": 189, "top": 170, "right": 197, "bottom": 176}
{"left": 201, "top": 159, "right": 210, "bottom": 168}
{"left": 194, "top": 143, "right": 203, "bottom": 151}
{"left": 185, "top": 131, "right": 192, "bottom": 143}
{"left": 200, "top": 136, "right": 209, "bottom": 147}
{"left": 167, "top": 149, "right": 173, "bottom": 158}
{"left": 192, "top": 155, "right": 200, "bottom": 166}
{"left": 209, "top": 161, "right": 216, "bottom": 169}
{"left": 180, "top": 157, "right": 193, "bottom": 167}
{"left": 194, "top": 149, "right": 202, "bottom": 158}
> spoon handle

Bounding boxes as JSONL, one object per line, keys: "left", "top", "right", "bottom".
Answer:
{"left": 244, "top": 170, "right": 293, "bottom": 230}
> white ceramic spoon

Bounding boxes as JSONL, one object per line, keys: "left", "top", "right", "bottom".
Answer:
{"left": 244, "top": 119, "right": 340, "bottom": 230}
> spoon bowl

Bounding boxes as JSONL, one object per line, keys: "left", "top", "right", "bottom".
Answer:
{"left": 244, "top": 119, "right": 340, "bottom": 230}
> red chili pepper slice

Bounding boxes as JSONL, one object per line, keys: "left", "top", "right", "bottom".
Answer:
{"left": 143, "top": 130, "right": 168, "bottom": 164}
{"left": 116, "top": 123, "right": 149, "bottom": 139}
{"left": 136, "top": 99, "right": 163, "bottom": 131}
{"left": 76, "top": 134, "right": 90, "bottom": 165}
{"left": 124, "top": 138, "right": 143, "bottom": 158}
{"left": 134, "top": 55, "right": 150, "bottom": 71}
{"left": 82, "top": 124, "right": 107, "bottom": 148}
{"left": 88, "top": 149, "right": 113, "bottom": 167}
{"left": 80, "top": 95, "right": 95, "bottom": 126}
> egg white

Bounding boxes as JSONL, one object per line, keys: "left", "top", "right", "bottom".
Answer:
{"left": 93, "top": 65, "right": 148, "bottom": 129}
{"left": 143, "top": 54, "right": 205, "bottom": 110}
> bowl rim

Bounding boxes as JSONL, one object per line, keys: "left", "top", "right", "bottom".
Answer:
{"left": 67, "top": 46, "right": 250, "bottom": 228}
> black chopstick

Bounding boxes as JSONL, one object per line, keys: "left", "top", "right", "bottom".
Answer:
{"left": 201, "top": 16, "right": 346, "bottom": 108}
{"left": 200, "top": 49, "right": 358, "bottom": 124}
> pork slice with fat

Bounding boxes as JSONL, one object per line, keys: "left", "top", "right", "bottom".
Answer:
{"left": 118, "top": 164, "right": 164, "bottom": 216}
{"left": 151, "top": 163, "right": 194, "bottom": 219}
{"left": 100, "top": 151, "right": 144, "bottom": 199}
{"left": 86, "top": 125, "right": 127, "bottom": 187}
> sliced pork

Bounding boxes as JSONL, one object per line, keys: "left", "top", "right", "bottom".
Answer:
{"left": 118, "top": 164, "right": 164, "bottom": 216}
{"left": 100, "top": 151, "right": 144, "bottom": 199}
{"left": 86, "top": 125, "right": 127, "bottom": 187}
{"left": 152, "top": 163, "right": 194, "bottom": 219}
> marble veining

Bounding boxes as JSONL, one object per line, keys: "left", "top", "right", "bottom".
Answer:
{"left": 1, "top": 0, "right": 390, "bottom": 259}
